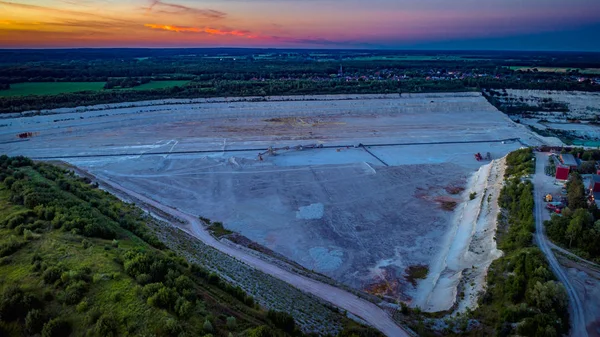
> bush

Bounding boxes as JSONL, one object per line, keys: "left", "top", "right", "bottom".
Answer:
{"left": 226, "top": 316, "right": 237, "bottom": 330}
{"left": 175, "top": 297, "right": 193, "bottom": 318}
{"left": 93, "top": 314, "right": 119, "bottom": 337}
{"left": 203, "top": 319, "right": 214, "bottom": 333}
{"left": 469, "top": 192, "right": 477, "bottom": 200}
{"left": 147, "top": 287, "right": 177, "bottom": 310}
{"left": 25, "top": 309, "right": 45, "bottom": 334}
{"left": 43, "top": 266, "right": 63, "bottom": 284}
{"left": 41, "top": 317, "right": 71, "bottom": 337}
{"left": 247, "top": 326, "right": 276, "bottom": 337}
{"left": 63, "top": 281, "right": 88, "bottom": 304}
{"left": 0, "top": 236, "right": 26, "bottom": 257}
{"left": 0, "top": 286, "right": 37, "bottom": 321}
{"left": 267, "top": 310, "right": 296, "bottom": 333}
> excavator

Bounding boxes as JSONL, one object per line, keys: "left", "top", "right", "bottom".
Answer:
{"left": 474, "top": 152, "right": 492, "bottom": 161}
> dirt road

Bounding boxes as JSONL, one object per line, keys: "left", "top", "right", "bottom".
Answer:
{"left": 549, "top": 241, "right": 600, "bottom": 269}
{"left": 86, "top": 170, "right": 411, "bottom": 337}
{"left": 533, "top": 152, "right": 587, "bottom": 337}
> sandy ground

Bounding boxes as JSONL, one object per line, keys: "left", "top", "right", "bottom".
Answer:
{"left": 78, "top": 155, "right": 466, "bottom": 293}
{"left": 412, "top": 157, "right": 505, "bottom": 312}
{"left": 500, "top": 90, "right": 600, "bottom": 143}
{"left": 1, "top": 93, "right": 540, "bottom": 311}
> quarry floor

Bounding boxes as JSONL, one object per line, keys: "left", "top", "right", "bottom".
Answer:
{"left": 2, "top": 93, "right": 541, "bottom": 313}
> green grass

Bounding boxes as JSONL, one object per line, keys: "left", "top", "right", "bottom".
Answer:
{"left": 0, "top": 81, "right": 189, "bottom": 97}
{"left": 0, "top": 82, "right": 105, "bottom": 97}
{"left": 126, "top": 81, "right": 189, "bottom": 90}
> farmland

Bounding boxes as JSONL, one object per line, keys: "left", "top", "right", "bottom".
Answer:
{"left": 0, "top": 81, "right": 190, "bottom": 98}
{"left": 0, "top": 82, "right": 105, "bottom": 97}
{"left": 1, "top": 49, "right": 599, "bottom": 113}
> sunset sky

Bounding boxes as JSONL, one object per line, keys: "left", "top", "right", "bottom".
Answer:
{"left": 1, "top": 0, "right": 599, "bottom": 50}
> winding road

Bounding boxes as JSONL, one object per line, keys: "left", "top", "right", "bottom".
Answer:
{"left": 533, "top": 152, "right": 587, "bottom": 337}
{"left": 80, "top": 168, "right": 411, "bottom": 337}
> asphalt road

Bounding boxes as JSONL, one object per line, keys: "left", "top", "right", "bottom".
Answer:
{"left": 83, "top": 169, "right": 411, "bottom": 337}
{"left": 533, "top": 152, "right": 587, "bottom": 337}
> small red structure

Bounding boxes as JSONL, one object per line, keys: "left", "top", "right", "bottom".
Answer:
{"left": 555, "top": 165, "right": 570, "bottom": 181}
{"left": 589, "top": 174, "right": 600, "bottom": 193}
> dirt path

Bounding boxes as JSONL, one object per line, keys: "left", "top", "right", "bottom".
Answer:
{"left": 550, "top": 241, "right": 600, "bottom": 269}
{"left": 533, "top": 152, "right": 587, "bottom": 337}
{"left": 81, "top": 169, "right": 411, "bottom": 337}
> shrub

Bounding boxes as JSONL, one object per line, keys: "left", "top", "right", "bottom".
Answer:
{"left": 43, "top": 266, "right": 63, "bottom": 284}
{"left": 203, "top": 319, "right": 214, "bottom": 333}
{"left": 42, "top": 317, "right": 71, "bottom": 337}
{"left": 23, "top": 229, "right": 36, "bottom": 240}
{"left": 469, "top": 192, "right": 477, "bottom": 200}
{"left": 93, "top": 314, "right": 119, "bottom": 337}
{"left": 63, "top": 281, "right": 89, "bottom": 305}
{"left": 147, "top": 287, "right": 177, "bottom": 310}
{"left": 226, "top": 316, "right": 237, "bottom": 330}
{"left": 175, "top": 297, "right": 193, "bottom": 318}
{"left": 0, "top": 236, "right": 26, "bottom": 257}
{"left": 0, "top": 286, "right": 37, "bottom": 321}
{"left": 76, "top": 298, "right": 89, "bottom": 312}
{"left": 25, "top": 309, "right": 45, "bottom": 334}
{"left": 136, "top": 273, "right": 152, "bottom": 285}
{"left": 267, "top": 310, "right": 296, "bottom": 333}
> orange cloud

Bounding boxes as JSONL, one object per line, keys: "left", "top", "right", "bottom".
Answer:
{"left": 144, "top": 24, "right": 255, "bottom": 38}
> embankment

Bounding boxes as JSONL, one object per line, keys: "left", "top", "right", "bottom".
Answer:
{"left": 412, "top": 157, "right": 506, "bottom": 312}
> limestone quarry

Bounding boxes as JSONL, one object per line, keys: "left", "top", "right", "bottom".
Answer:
{"left": 1, "top": 93, "right": 544, "bottom": 315}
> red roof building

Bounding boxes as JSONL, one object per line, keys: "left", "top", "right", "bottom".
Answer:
{"left": 555, "top": 166, "right": 570, "bottom": 181}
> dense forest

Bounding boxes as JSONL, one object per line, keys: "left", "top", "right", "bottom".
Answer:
{"left": 471, "top": 149, "right": 570, "bottom": 337}
{"left": 0, "top": 49, "right": 599, "bottom": 113}
{"left": 0, "top": 156, "right": 380, "bottom": 337}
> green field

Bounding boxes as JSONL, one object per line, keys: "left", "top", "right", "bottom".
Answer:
{"left": 127, "top": 81, "right": 189, "bottom": 90}
{"left": 0, "top": 81, "right": 189, "bottom": 97}
{"left": 0, "top": 82, "right": 105, "bottom": 97}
